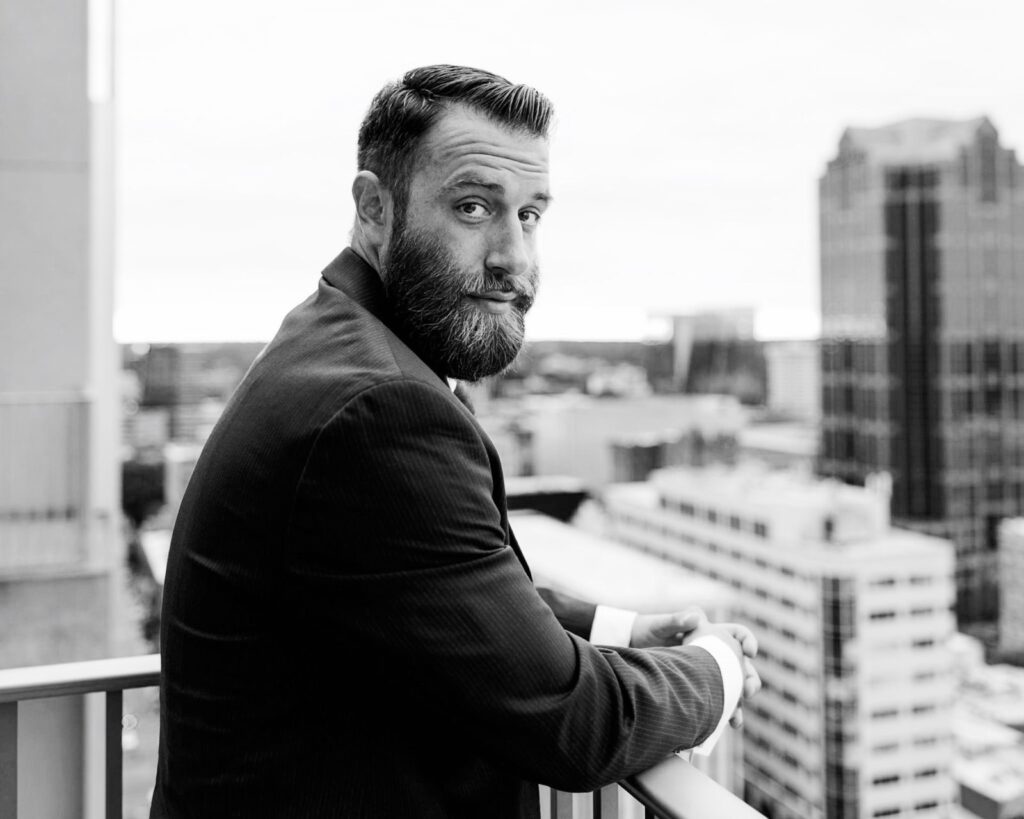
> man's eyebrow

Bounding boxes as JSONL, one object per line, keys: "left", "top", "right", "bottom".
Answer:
{"left": 442, "top": 175, "right": 553, "bottom": 204}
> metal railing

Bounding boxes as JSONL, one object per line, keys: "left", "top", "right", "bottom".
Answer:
{"left": 0, "top": 654, "right": 158, "bottom": 819}
{"left": 0, "top": 654, "right": 762, "bottom": 819}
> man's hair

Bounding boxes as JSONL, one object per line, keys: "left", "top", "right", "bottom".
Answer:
{"left": 357, "top": 65, "right": 553, "bottom": 216}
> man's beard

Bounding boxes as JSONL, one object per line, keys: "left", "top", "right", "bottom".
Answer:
{"left": 380, "top": 226, "right": 538, "bottom": 382}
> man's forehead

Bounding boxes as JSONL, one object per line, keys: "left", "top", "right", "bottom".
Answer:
{"left": 414, "top": 106, "right": 550, "bottom": 186}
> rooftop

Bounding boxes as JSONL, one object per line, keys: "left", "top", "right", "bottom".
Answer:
{"left": 607, "top": 466, "right": 952, "bottom": 562}
{"left": 511, "top": 510, "right": 732, "bottom": 615}
{"left": 838, "top": 116, "right": 994, "bottom": 165}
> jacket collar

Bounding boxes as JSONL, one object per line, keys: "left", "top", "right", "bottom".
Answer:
{"left": 320, "top": 247, "right": 392, "bottom": 327}
{"left": 321, "top": 248, "right": 456, "bottom": 387}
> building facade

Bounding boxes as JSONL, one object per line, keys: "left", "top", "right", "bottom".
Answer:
{"left": 997, "top": 518, "right": 1024, "bottom": 656}
{"left": 603, "top": 466, "right": 957, "bottom": 819}
{"left": 818, "top": 117, "right": 1024, "bottom": 624}
{"left": 0, "top": 0, "right": 119, "bottom": 815}
{"left": 764, "top": 339, "right": 821, "bottom": 422}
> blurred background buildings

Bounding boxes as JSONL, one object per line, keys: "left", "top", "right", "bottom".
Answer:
{"left": 3, "top": 3, "right": 1024, "bottom": 818}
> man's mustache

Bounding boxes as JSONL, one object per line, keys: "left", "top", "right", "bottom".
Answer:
{"left": 475, "top": 270, "right": 539, "bottom": 302}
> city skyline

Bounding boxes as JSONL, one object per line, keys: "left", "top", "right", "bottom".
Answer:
{"left": 114, "top": 0, "right": 1024, "bottom": 343}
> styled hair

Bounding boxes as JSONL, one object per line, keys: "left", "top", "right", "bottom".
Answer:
{"left": 357, "top": 65, "right": 553, "bottom": 215}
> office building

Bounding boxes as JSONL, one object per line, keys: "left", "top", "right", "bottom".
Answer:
{"left": 476, "top": 393, "right": 746, "bottom": 488}
{"left": 998, "top": 518, "right": 1024, "bottom": 656}
{"left": 818, "top": 117, "right": 1024, "bottom": 623}
{"left": 668, "top": 309, "right": 766, "bottom": 404}
{"left": 603, "top": 465, "right": 957, "bottom": 819}
{"left": 764, "top": 339, "right": 821, "bottom": 422}
{"left": 0, "top": 0, "right": 119, "bottom": 814}
{"left": 950, "top": 633, "right": 1024, "bottom": 818}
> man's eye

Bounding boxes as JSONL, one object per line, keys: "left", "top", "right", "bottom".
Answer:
{"left": 457, "top": 202, "right": 489, "bottom": 218}
{"left": 519, "top": 210, "right": 541, "bottom": 227}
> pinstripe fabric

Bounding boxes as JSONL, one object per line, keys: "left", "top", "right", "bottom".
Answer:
{"left": 150, "top": 249, "right": 724, "bottom": 818}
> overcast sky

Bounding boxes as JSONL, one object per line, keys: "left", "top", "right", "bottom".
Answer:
{"left": 114, "top": 0, "right": 1024, "bottom": 343}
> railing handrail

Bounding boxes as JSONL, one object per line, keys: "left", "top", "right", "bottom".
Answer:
{"left": 0, "top": 653, "right": 159, "bottom": 703}
{"left": 0, "top": 653, "right": 765, "bottom": 818}
{"left": 622, "top": 754, "right": 765, "bottom": 819}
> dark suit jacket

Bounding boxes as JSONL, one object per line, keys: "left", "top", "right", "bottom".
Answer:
{"left": 150, "top": 249, "right": 724, "bottom": 818}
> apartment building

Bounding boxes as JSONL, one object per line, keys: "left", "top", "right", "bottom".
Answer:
{"left": 603, "top": 465, "right": 957, "bottom": 819}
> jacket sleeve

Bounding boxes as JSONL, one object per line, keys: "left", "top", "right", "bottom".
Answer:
{"left": 536, "top": 587, "right": 597, "bottom": 641}
{"left": 286, "top": 378, "right": 724, "bottom": 792}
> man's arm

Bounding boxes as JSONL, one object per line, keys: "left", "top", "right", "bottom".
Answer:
{"left": 287, "top": 379, "right": 727, "bottom": 792}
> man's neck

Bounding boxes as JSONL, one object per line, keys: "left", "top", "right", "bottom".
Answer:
{"left": 350, "top": 233, "right": 382, "bottom": 275}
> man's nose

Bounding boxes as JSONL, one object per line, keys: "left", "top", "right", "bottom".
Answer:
{"left": 484, "top": 217, "right": 531, "bottom": 280}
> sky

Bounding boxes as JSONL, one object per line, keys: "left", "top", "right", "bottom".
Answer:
{"left": 114, "top": 0, "right": 1024, "bottom": 343}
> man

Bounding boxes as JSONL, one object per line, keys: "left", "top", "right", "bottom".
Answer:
{"left": 151, "top": 65, "right": 759, "bottom": 818}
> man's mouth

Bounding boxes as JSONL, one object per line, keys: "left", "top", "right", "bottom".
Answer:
{"left": 467, "top": 290, "right": 518, "bottom": 314}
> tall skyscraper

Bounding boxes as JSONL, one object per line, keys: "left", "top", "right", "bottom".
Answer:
{"left": 603, "top": 465, "right": 957, "bottom": 819}
{"left": 0, "top": 1, "right": 118, "bottom": 814}
{"left": 817, "top": 117, "right": 1024, "bottom": 623}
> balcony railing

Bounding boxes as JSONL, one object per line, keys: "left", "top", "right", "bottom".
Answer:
{"left": 0, "top": 655, "right": 764, "bottom": 819}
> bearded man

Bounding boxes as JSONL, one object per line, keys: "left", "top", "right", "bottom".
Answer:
{"left": 151, "top": 65, "right": 759, "bottom": 819}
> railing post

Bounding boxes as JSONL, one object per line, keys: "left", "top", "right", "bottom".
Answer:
{"left": 0, "top": 702, "right": 16, "bottom": 819}
{"left": 105, "top": 690, "right": 122, "bottom": 819}
{"left": 593, "top": 784, "right": 618, "bottom": 818}
{"left": 550, "top": 787, "right": 573, "bottom": 818}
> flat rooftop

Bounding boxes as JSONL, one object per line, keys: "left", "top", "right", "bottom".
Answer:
{"left": 511, "top": 510, "right": 732, "bottom": 615}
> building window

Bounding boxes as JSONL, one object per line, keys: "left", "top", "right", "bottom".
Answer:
{"left": 753, "top": 521, "right": 769, "bottom": 538}
{"left": 870, "top": 611, "right": 896, "bottom": 620}
{"left": 871, "top": 708, "right": 898, "bottom": 720}
{"left": 914, "top": 768, "right": 939, "bottom": 779}
{"left": 915, "top": 801, "right": 939, "bottom": 812}
{"left": 873, "top": 809, "right": 900, "bottom": 817}
{"left": 912, "top": 704, "right": 936, "bottom": 715}
{"left": 913, "top": 639, "right": 935, "bottom": 648}
{"left": 872, "top": 774, "right": 899, "bottom": 786}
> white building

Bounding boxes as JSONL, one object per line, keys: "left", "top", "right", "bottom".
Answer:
{"left": 0, "top": 0, "right": 119, "bottom": 815}
{"left": 476, "top": 394, "right": 746, "bottom": 487}
{"left": 763, "top": 339, "right": 821, "bottom": 422}
{"left": 998, "top": 518, "right": 1024, "bottom": 656}
{"left": 602, "top": 465, "right": 957, "bottom": 819}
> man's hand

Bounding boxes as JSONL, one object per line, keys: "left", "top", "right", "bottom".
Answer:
{"left": 628, "top": 607, "right": 705, "bottom": 649}
{"left": 680, "top": 611, "right": 761, "bottom": 728}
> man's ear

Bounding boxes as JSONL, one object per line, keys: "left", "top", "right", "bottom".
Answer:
{"left": 352, "top": 171, "right": 390, "bottom": 250}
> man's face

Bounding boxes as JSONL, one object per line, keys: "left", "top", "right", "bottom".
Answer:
{"left": 379, "top": 105, "right": 550, "bottom": 382}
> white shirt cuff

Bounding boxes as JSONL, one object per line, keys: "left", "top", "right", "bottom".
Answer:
{"left": 589, "top": 605, "right": 637, "bottom": 647}
{"left": 685, "top": 635, "right": 743, "bottom": 756}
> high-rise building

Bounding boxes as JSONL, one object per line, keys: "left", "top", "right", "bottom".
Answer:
{"left": 997, "top": 518, "right": 1024, "bottom": 656}
{"left": 668, "top": 309, "right": 767, "bottom": 405}
{"left": 603, "top": 465, "right": 957, "bottom": 819}
{"left": 817, "top": 117, "right": 1024, "bottom": 623}
{"left": 0, "top": 0, "right": 119, "bottom": 814}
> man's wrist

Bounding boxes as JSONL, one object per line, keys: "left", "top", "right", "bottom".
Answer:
{"left": 590, "top": 605, "right": 637, "bottom": 647}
